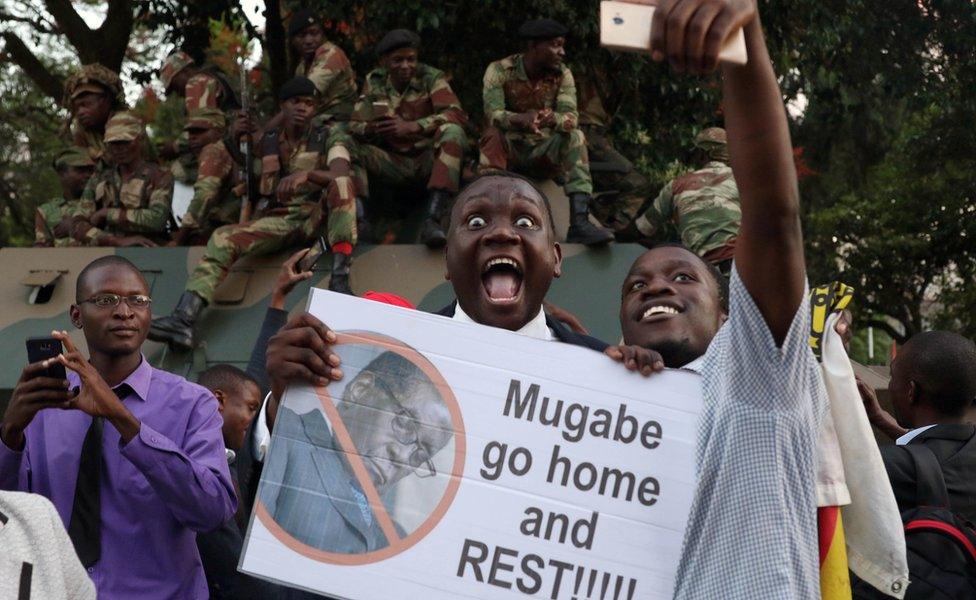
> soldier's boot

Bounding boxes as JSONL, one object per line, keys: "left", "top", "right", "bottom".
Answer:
{"left": 355, "top": 197, "right": 370, "bottom": 243}
{"left": 420, "top": 190, "right": 451, "bottom": 249}
{"left": 328, "top": 252, "right": 354, "bottom": 295}
{"left": 148, "top": 291, "right": 206, "bottom": 351}
{"left": 566, "top": 193, "right": 615, "bottom": 246}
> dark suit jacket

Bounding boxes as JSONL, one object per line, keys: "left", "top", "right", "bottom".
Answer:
{"left": 434, "top": 302, "right": 609, "bottom": 352}
{"left": 880, "top": 424, "right": 976, "bottom": 522}
{"left": 259, "top": 407, "right": 394, "bottom": 553}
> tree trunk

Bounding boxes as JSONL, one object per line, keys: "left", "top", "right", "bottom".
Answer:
{"left": 264, "top": 0, "right": 288, "bottom": 97}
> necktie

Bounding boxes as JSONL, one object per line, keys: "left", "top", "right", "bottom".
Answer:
{"left": 68, "top": 383, "right": 132, "bottom": 567}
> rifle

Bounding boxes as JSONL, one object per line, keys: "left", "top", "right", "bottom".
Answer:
{"left": 238, "top": 56, "right": 253, "bottom": 223}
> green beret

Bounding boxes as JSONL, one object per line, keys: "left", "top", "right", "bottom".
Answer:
{"left": 518, "top": 18, "right": 569, "bottom": 40}
{"left": 279, "top": 76, "right": 317, "bottom": 102}
{"left": 375, "top": 29, "right": 420, "bottom": 56}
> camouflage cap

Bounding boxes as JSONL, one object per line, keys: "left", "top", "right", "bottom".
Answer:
{"left": 160, "top": 51, "right": 194, "bottom": 91}
{"left": 52, "top": 146, "right": 95, "bottom": 171}
{"left": 104, "top": 111, "right": 145, "bottom": 143}
{"left": 184, "top": 107, "right": 226, "bottom": 131}
{"left": 63, "top": 63, "right": 124, "bottom": 106}
{"left": 694, "top": 127, "right": 729, "bottom": 161}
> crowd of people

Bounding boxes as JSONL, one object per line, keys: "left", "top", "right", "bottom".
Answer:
{"left": 6, "top": 2, "right": 976, "bottom": 599}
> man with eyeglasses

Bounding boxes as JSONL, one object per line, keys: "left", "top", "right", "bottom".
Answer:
{"left": 259, "top": 350, "right": 452, "bottom": 554}
{"left": 0, "top": 255, "right": 236, "bottom": 598}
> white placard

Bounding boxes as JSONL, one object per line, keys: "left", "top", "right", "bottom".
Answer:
{"left": 241, "top": 290, "right": 702, "bottom": 600}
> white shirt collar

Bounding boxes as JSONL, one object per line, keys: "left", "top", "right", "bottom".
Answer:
{"left": 452, "top": 303, "right": 554, "bottom": 342}
{"left": 680, "top": 356, "right": 705, "bottom": 375}
{"left": 896, "top": 424, "right": 937, "bottom": 446}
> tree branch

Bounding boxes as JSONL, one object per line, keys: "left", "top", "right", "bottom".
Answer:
{"left": 864, "top": 317, "right": 908, "bottom": 346}
{"left": 1, "top": 32, "right": 63, "bottom": 101}
{"left": 95, "top": 0, "right": 134, "bottom": 71}
{"left": 0, "top": 12, "right": 57, "bottom": 34}
{"left": 42, "top": 0, "right": 94, "bottom": 53}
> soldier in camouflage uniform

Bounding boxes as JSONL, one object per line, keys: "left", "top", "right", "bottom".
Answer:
{"left": 71, "top": 112, "right": 174, "bottom": 247}
{"left": 63, "top": 64, "right": 127, "bottom": 165}
{"left": 149, "top": 77, "right": 356, "bottom": 351}
{"left": 158, "top": 51, "right": 244, "bottom": 183}
{"left": 630, "top": 128, "right": 741, "bottom": 274}
{"left": 479, "top": 18, "right": 614, "bottom": 246}
{"left": 34, "top": 148, "right": 96, "bottom": 247}
{"left": 575, "top": 65, "right": 656, "bottom": 238}
{"left": 169, "top": 108, "right": 242, "bottom": 245}
{"left": 289, "top": 9, "right": 358, "bottom": 122}
{"left": 329, "top": 29, "right": 468, "bottom": 248}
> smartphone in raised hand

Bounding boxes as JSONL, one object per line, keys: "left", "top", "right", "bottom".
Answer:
{"left": 25, "top": 336, "right": 67, "bottom": 380}
{"left": 298, "top": 237, "right": 328, "bottom": 273}
{"left": 600, "top": 1, "right": 748, "bottom": 65}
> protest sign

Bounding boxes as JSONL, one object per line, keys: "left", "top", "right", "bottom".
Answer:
{"left": 240, "top": 290, "right": 702, "bottom": 600}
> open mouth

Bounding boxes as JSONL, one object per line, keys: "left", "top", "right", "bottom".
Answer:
{"left": 481, "top": 257, "right": 523, "bottom": 304}
{"left": 638, "top": 303, "right": 683, "bottom": 323}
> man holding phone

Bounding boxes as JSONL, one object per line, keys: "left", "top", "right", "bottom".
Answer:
{"left": 328, "top": 29, "right": 469, "bottom": 249}
{"left": 0, "top": 256, "right": 236, "bottom": 598}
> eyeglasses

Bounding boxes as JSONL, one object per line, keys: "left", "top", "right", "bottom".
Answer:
{"left": 390, "top": 404, "right": 437, "bottom": 479}
{"left": 80, "top": 294, "right": 152, "bottom": 309}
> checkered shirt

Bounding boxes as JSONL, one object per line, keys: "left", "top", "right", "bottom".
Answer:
{"left": 673, "top": 267, "right": 828, "bottom": 599}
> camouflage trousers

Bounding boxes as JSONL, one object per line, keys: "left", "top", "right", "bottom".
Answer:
{"left": 584, "top": 127, "right": 655, "bottom": 235}
{"left": 478, "top": 127, "right": 593, "bottom": 195}
{"left": 186, "top": 203, "right": 322, "bottom": 304}
{"left": 343, "top": 122, "right": 466, "bottom": 196}
{"left": 324, "top": 175, "right": 357, "bottom": 248}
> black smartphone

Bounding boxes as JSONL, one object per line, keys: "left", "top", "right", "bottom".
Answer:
{"left": 25, "top": 336, "right": 67, "bottom": 380}
{"left": 298, "top": 237, "right": 328, "bottom": 273}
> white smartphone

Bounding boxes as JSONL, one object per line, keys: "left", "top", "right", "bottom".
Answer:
{"left": 600, "top": 1, "right": 748, "bottom": 65}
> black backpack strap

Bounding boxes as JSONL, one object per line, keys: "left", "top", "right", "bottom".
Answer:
{"left": 905, "top": 443, "right": 951, "bottom": 507}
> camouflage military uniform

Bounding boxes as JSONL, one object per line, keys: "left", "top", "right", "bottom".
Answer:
{"left": 184, "top": 124, "right": 354, "bottom": 304}
{"left": 331, "top": 63, "right": 467, "bottom": 198}
{"left": 73, "top": 163, "right": 174, "bottom": 245}
{"left": 295, "top": 41, "right": 358, "bottom": 121}
{"left": 575, "top": 68, "right": 655, "bottom": 235}
{"left": 634, "top": 130, "right": 740, "bottom": 271}
{"left": 35, "top": 197, "right": 83, "bottom": 247}
{"left": 63, "top": 64, "right": 127, "bottom": 165}
{"left": 479, "top": 54, "right": 591, "bottom": 194}
{"left": 180, "top": 139, "right": 240, "bottom": 234}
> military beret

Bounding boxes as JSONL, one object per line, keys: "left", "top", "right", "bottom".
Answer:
{"left": 184, "top": 108, "right": 226, "bottom": 131}
{"left": 375, "top": 29, "right": 421, "bottom": 57}
{"left": 518, "top": 18, "right": 569, "bottom": 40}
{"left": 160, "top": 51, "right": 195, "bottom": 92}
{"left": 52, "top": 147, "right": 95, "bottom": 171}
{"left": 288, "top": 8, "right": 320, "bottom": 37}
{"left": 63, "top": 63, "right": 125, "bottom": 107}
{"left": 278, "top": 76, "right": 317, "bottom": 102}
{"left": 104, "top": 111, "right": 145, "bottom": 143}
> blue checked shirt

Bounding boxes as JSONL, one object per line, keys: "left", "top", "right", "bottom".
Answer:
{"left": 674, "top": 267, "right": 828, "bottom": 599}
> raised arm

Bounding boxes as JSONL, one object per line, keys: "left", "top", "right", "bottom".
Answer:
{"left": 652, "top": 0, "right": 803, "bottom": 344}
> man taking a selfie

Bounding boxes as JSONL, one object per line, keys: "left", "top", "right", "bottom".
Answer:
{"left": 0, "top": 256, "right": 236, "bottom": 598}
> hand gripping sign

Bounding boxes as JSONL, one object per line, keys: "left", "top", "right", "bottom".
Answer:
{"left": 241, "top": 290, "right": 702, "bottom": 600}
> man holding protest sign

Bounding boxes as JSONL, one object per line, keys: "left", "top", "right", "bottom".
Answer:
{"left": 614, "top": 0, "right": 828, "bottom": 597}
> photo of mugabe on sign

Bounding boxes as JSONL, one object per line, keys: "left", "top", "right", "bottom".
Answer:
{"left": 256, "top": 339, "right": 462, "bottom": 557}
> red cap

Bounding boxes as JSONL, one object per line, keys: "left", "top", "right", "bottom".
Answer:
{"left": 363, "top": 291, "right": 416, "bottom": 310}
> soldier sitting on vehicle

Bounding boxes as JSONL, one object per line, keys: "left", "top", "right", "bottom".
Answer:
{"left": 148, "top": 77, "right": 356, "bottom": 351}
{"left": 328, "top": 28, "right": 468, "bottom": 249}
{"left": 626, "top": 128, "right": 741, "bottom": 275}
{"left": 34, "top": 147, "right": 96, "bottom": 247}
{"left": 71, "top": 112, "right": 174, "bottom": 248}
{"left": 63, "top": 64, "right": 128, "bottom": 166}
{"left": 169, "top": 109, "right": 242, "bottom": 246}
{"left": 479, "top": 18, "right": 614, "bottom": 246}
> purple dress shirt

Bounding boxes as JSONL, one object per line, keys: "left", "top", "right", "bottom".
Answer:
{"left": 0, "top": 357, "right": 237, "bottom": 599}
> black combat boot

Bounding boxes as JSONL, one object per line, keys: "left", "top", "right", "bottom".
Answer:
{"left": 148, "top": 291, "right": 206, "bottom": 351}
{"left": 328, "top": 252, "right": 353, "bottom": 295}
{"left": 420, "top": 190, "right": 451, "bottom": 249}
{"left": 355, "top": 197, "right": 370, "bottom": 243}
{"left": 565, "top": 193, "right": 615, "bottom": 246}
